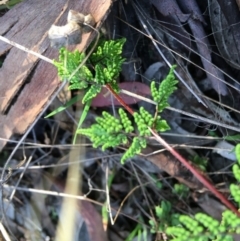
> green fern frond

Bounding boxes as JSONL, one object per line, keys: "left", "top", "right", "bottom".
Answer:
{"left": 77, "top": 65, "right": 178, "bottom": 163}
{"left": 95, "top": 65, "right": 106, "bottom": 85}
{"left": 134, "top": 107, "right": 171, "bottom": 135}
{"left": 151, "top": 65, "right": 178, "bottom": 113}
{"left": 54, "top": 38, "right": 126, "bottom": 103}
{"left": 77, "top": 109, "right": 133, "bottom": 154}
{"left": 91, "top": 38, "right": 126, "bottom": 63}
{"left": 77, "top": 123, "right": 127, "bottom": 150}
{"left": 82, "top": 85, "right": 102, "bottom": 104}
{"left": 230, "top": 184, "right": 240, "bottom": 205}
{"left": 166, "top": 212, "right": 235, "bottom": 241}
{"left": 233, "top": 164, "right": 240, "bottom": 182}
{"left": 90, "top": 38, "right": 126, "bottom": 85}
{"left": 53, "top": 48, "right": 91, "bottom": 88}
{"left": 97, "top": 111, "right": 123, "bottom": 133}
{"left": 134, "top": 111, "right": 151, "bottom": 136}
{"left": 160, "top": 144, "right": 240, "bottom": 241}
{"left": 77, "top": 108, "right": 148, "bottom": 164}
{"left": 222, "top": 210, "right": 240, "bottom": 232}
{"left": 121, "top": 137, "right": 146, "bottom": 164}
{"left": 154, "top": 117, "right": 171, "bottom": 132}
{"left": 119, "top": 108, "right": 134, "bottom": 133}
{"left": 149, "top": 201, "right": 181, "bottom": 233}
{"left": 234, "top": 144, "right": 240, "bottom": 182}
{"left": 54, "top": 38, "right": 179, "bottom": 167}
{"left": 91, "top": 38, "right": 125, "bottom": 91}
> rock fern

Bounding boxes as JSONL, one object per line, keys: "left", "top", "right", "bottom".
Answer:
{"left": 151, "top": 66, "right": 178, "bottom": 113}
{"left": 78, "top": 67, "right": 178, "bottom": 164}
{"left": 53, "top": 38, "right": 126, "bottom": 103}
{"left": 53, "top": 38, "right": 178, "bottom": 163}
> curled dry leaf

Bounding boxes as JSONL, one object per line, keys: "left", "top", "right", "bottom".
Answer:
{"left": 68, "top": 10, "right": 85, "bottom": 25}
{"left": 48, "top": 10, "right": 96, "bottom": 48}
{"left": 48, "top": 22, "right": 82, "bottom": 48}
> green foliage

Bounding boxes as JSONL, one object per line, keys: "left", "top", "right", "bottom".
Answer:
{"left": 173, "top": 184, "right": 189, "bottom": 198}
{"left": 230, "top": 144, "right": 240, "bottom": 206}
{"left": 151, "top": 65, "right": 178, "bottom": 113}
{"left": 150, "top": 202, "right": 240, "bottom": 241}
{"left": 133, "top": 106, "right": 171, "bottom": 136}
{"left": 189, "top": 154, "right": 208, "bottom": 172}
{"left": 54, "top": 38, "right": 178, "bottom": 160}
{"left": 77, "top": 109, "right": 128, "bottom": 150}
{"left": 149, "top": 143, "right": 240, "bottom": 241}
{"left": 77, "top": 107, "right": 145, "bottom": 164}
{"left": 91, "top": 38, "right": 126, "bottom": 84}
{"left": 78, "top": 66, "right": 178, "bottom": 163}
{"left": 165, "top": 212, "right": 237, "bottom": 241}
{"left": 54, "top": 38, "right": 126, "bottom": 103}
{"left": 121, "top": 137, "right": 146, "bottom": 164}
{"left": 45, "top": 95, "right": 82, "bottom": 118}
{"left": 53, "top": 36, "right": 240, "bottom": 240}
{"left": 149, "top": 201, "right": 180, "bottom": 233}
{"left": 54, "top": 48, "right": 88, "bottom": 88}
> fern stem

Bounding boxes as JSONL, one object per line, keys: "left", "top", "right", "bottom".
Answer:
{"left": 105, "top": 84, "right": 134, "bottom": 115}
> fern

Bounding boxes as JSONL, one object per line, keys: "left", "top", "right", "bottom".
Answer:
{"left": 53, "top": 38, "right": 178, "bottom": 163}
{"left": 53, "top": 39, "right": 178, "bottom": 163}
{"left": 151, "top": 205, "right": 240, "bottom": 241}
{"left": 149, "top": 144, "right": 240, "bottom": 241}
{"left": 165, "top": 211, "right": 240, "bottom": 241}
{"left": 77, "top": 108, "right": 145, "bottom": 164}
{"left": 53, "top": 38, "right": 126, "bottom": 103}
{"left": 78, "top": 66, "right": 178, "bottom": 163}
{"left": 149, "top": 201, "right": 181, "bottom": 233}
{"left": 151, "top": 65, "right": 178, "bottom": 112}
{"left": 53, "top": 49, "right": 90, "bottom": 89}
{"left": 77, "top": 109, "right": 129, "bottom": 150}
